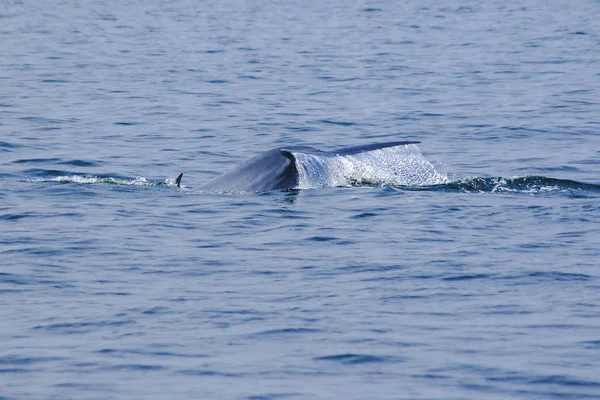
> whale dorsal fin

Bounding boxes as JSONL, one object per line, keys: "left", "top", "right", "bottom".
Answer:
{"left": 279, "top": 150, "right": 297, "bottom": 162}
{"left": 175, "top": 173, "right": 183, "bottom": 188}
{"left": 332, "top": 141, "right": 420, "bottom": 156}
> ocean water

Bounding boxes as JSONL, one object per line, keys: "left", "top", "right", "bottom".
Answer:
{"left": 1, "top": 0, "right": 600, "bottom": 399}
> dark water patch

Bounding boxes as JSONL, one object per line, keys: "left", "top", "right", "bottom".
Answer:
{"left": 3, "top": 246, "right": 68, "bottom": 257}
{"left": 114, "top": 121, "right": 139, "bottom": 126}
{"left": 484, "top": 309, "right": 534, "bottom": 316}
{"left": 351, "top": 212, "right": 377, "bottom": 219}
{"left": 501, "top": 271, "right": 593, "bottom": 283}
{"left": 3, "top": 210, "right": 81, "bottom": 221}
{"left": 96, "top": 348, "right": 207, "bottom": 359}
{"left": 317, "top": 76, "right": 359, "bottom": 82}
{"left": 105, "top": 364, "right": 165, "bottom": 371}
{"left": 306, "top": 236, "right": 337, "bottom": 242}
{"left": 531, "top": 375, "right": 600, "bottom": 388}
{"left": 0, "top": 355, "right": 66, "bottom": 365}
{"left": 523, "top": 59, "right": 573, "bottom": 65}
{"left": 0, "top": 368, "right": 31, "bottom": 373}
{"left": 13, "top": 157, "right": 61, "bottom": 164}
{"left": 57, "top": 160, "right": 99, "bottom": 167}
{"left": 246, "top": 393, "right": 301, "bottom": 400}
{"left": 526, "top": 271, "right": 592, "bottom": 281}
{"left": 460, "top": 123, "right": 495, "bottom": 129}
{"left": 488, "top": 373, "right": 600, "bottom": 388}
{"left": 203, "top": 308, "right": 264, "bottom": 316}
{"left": 0, "top": 288, "right": 30, "bottom": 294}
{"left": 381, "top": 295, "right": 427, "bottom": 301}
{"left": 306, "top": 90, "right": 333, "bottom": 96}
{"left": 33, "top": 319, "right": 135, "bottom": 334}
{"left": 250, "top": 270, "right": 283, "bottom": 275}
{"left": 515, "top": 165, "right": 581, "bottom": 173}
{"left": 0, "top": 141, "right": 20, "bottom": 150}
{"left": 71, "top": 362, "right": 101, "bottom": 368}
{"left": 54, "top": 383, "right": 97, "bottom": 389}
{"left": 565, "top": 100, "right": 598, "bottom": 106}
{"left": 314, "top": 354, "right": 396, "bottom": 365}
{"left": 1, "top": 212, "right": 37, "bottom": 221}
{"left": 563, "top": 89, "right": 593, "bottom": 95}
{"left": 0, "top": 272, "right": 67, "bottom": 288}
{"left": 420, "top": 112, "right": 445, "bottom": 117}
{"left": 95, "top": 292, "right": 132, "bottom": 296}
{"left": 336, "top": 264, "right": 407, "bottom": 274}
{"left": 316, "top": 119, "right": 356, "bottom": 126}
{"left": 286, "top": 126, "right": 316, "bottom": 134}
{"left": 361, "top": 7, "right": 381, "bottom": 12}
{"left": 582, "top": 340, "right": 600, "bottom": 349}
{"left": 141, "top": 306, "right": 172, "bottom": 315}
{"left": 525, "top": 324, "right": 582, "bottom": 330}
{"left": 178, "top": 369, "right": 241, "bottom": 377}
{"left": 250, "top": 328, "right": 323, "bottom": 338}
{"left": 443, "top": 273, "right": 492, "bottom": 281}
{"left": 501, "top": 126, "right": 550, "bottom": 134}
{"left": 408, "top": 273, "right": 444, "bottom": 281}
{"left": 19, "top": 116, "right": 68, "bottom": 124}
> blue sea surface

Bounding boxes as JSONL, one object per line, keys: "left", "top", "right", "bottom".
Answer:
{"left": 1, "top": 0, "right": 600, "bottom": 399}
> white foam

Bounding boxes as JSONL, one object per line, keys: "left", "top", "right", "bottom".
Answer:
{"left": 29, "top": 175, "right": 161, "bottom": 186}
{"left": 294, "top": 144, "right": 448, "bottom": 189}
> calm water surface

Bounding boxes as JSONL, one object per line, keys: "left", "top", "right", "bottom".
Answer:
{"left": 1, "top": 0, "right": 600, "bottom": 399}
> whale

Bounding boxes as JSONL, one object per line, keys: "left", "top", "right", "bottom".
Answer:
{"left": 188, "top": 141, "right": 422, "bottom": 192}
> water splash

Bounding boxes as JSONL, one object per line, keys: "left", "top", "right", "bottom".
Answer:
{"left": 293, "top": 144, "right": 448, "bottom": 189}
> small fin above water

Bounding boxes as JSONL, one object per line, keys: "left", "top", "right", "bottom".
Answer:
{"left": 279, "top": 150, "right": 297, "bottom": 163}
{"left": 175, "top": 173, "right": 183, "bottom": 188}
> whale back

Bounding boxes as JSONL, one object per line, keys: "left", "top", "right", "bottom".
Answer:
{"left": 198, "top": 141, "right": 429, "bottom": 192}
{"left": 199, "top": 148, "right": 301, "bottom": 192}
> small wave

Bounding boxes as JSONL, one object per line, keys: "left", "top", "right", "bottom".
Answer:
{"left": 0, "top": 355, "right": 66, "bottom": 366}
{"left": 13, "top": 157, "right": 62, "bottom": 164}
{"left": 294, "top": 144, "right": 448, "bottom": 189}
{"left": 57, "top": 160, "right": 98, "bottom": 167}
{"left": 314, "top": 353, "right": 396, "bottom": 365}
{"left": 15, "top": 159, "right": 99, "bottom": 167}
{"left": 0, "top": 141, "right": 21, "bottom": 150}
{"left": 426, "top": 176, "right": 600, "bottom": 195}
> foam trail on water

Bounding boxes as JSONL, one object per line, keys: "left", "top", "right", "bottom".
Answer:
{"left": 29, "top": 176, "right": 178, "bottom": 186}
{"left": 294, "top": 144, "right": 448, "bottom": 189}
